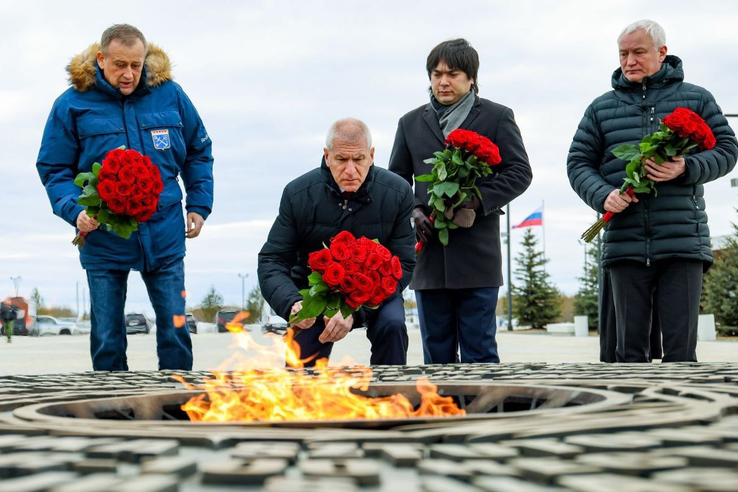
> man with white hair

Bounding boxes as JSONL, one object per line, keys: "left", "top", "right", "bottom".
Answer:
{"left": 567, "top": 20, "right": 737, "bottom": 363}
{"left": 258, "top": 118, "right": 415, "bottom": 366}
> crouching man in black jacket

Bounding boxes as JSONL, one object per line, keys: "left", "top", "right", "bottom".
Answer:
{"left": 258, "top": 118, "right": 416, "bottom": 366}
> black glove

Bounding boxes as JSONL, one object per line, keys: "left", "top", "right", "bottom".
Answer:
{"left": 413, "top": 207, "right": 434, "bottom": 242}
{"left": 458, "top": 195, "right": 481, "bottom": 211}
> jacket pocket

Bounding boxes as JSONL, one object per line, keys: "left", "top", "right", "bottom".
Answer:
{"left": 77, "top": 117, "right": 126, "bottom": 166}
{"left": 137, "top": 111, "right": 185, "bottom": 172}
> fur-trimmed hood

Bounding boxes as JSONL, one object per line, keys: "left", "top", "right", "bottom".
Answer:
{"left": 66, "top": 43, "right": 172, "bottom": 92}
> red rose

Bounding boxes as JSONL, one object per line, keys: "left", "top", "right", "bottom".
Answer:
{"left": 339, "top": 276, "right": 357, "bottom": 294}
{"left": 308, "top": 249, "right": 333, "bottom": 273}
{"left": 350, "top": 244, "right": 368, "bottom": 263}
{"left": 118, "top": 167, "right": 136, "bottom": 184}
{"left": 120, "top": 150, "right": 136, "bottom": 167}
{"left": 368, "top": 285, "right": 389, "bottom": 307}
{"left": 98, "top": 166, "right": 117, "bottom": 183}
{"left": 152, "top": 179, "right": 164, "bottom": 195}
{"left": 332, "top": 230, "right": 356, "bottom": 246}
{"left": 353, "top": 273, "right": 374, "bottom": 293}
{"left": 126, "top": 199, "right": 144, "bottom": 216}
{"left": 341, "top": 260, "right": 360, "bottom": 275}
{"left": 149, "top": 164, "right": 161, "bottom": 181}
{"left": 381, "top": 276, "right": 397, "bottom": 296}
{"left": 357, "top": 237, "right": 378, "bottom": 251}
{"left": 347, "top": 290, "right": 372, "bottom": 309}
{"left": 143, "top": 155, "right": 153, "bottom": 167}
{"left": 375, "top": 244, "right": 392, "bottom": 261}
{"left": 138, "top": 177, "right": 154, "bottom": 193}
{"left": 108, "top": 197, "right": 126, "bottom": 214}
{"left": 379, "top": 260, "right": 393, "bottom": 277}
{"left": 134, "top": 208, "right": 155, "bottom": 223}
{"left": 102, "top": 156, "right": 121, "bottom": 174}
{"left": 390, "top": 256, "right": 403, "bottom": 280}
{"left": 98, "top": 180, "right": 116, "bottom": 202}
{"left": 323, "top": 262, "right": 345, "bottom": 287}
{"left": 116, "top": 181, "right": 133, "bottom": 197}
{"left": 365, "top": 253, "right": 383, "bottom": 271}
{"left": 366, "top": 270, "right": 381, "bottom": 286}
{"left": 330, "top": 241, "right": 350, "bottom": 261}
{"left": 132, "top": 162, "right": 150, "bottom": 180}
{"left": 108, "top": 148, "right": 125, "bottom": 160}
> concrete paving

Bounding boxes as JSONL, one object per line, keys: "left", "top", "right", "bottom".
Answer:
{"left": 0, "top": 325, "right": 735, "bottom": 375}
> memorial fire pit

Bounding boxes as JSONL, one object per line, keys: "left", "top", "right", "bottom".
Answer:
{"left": 2, "top": 363, "right": 738, "bottom": 491}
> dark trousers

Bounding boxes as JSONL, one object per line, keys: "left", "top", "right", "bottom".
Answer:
{"left": 610, "top": 259, "right": 702, "bottom": 363}
{"left": 292, "top": 295, "right": 408, "bottom": 367}
{"left": 87, "top": 258, "right": 192, "bottom": 371}
{"left": 415, "top": 287, "right": 500, "bottom": 364}
{"left": 600, "top": 266, "right": 662, "bottom": 362}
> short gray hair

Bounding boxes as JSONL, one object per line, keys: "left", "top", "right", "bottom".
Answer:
{"left": 618, "top": 19, "right": 666, "bottom": 48}
{"left": 325, "top": 118, "right": 373, "bottom": 150}
{"left": 101, "top": 24, "right": 147, "bottom": 55}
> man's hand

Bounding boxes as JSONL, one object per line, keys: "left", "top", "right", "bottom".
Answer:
{"left": 645, "top": 156, "right": 686, "bottom": 182}
{"left": 458, "top": 195, "right": 481, "bottom": 210}
{"left": 290, "top": 301, "right": 316, "bottom": 330}
{"left": 77, "top": 211, "right": 99, "bottom": 233}
{"left": 186, "top": 212, "right": 204, "bottom": 238}
{"left": 413, "top": 208, "right": 434, "bottom": 242}
{"left": 604, "top": 188, "right": 639, "bottom": 213}
{"left": 319, "top": 311, "right": 353, "bottom": 343}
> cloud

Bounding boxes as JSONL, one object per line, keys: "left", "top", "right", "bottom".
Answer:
{"left": 1, "top": 0, "right": 737, "bottom": 317}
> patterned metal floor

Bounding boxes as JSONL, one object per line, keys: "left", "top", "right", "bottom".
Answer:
{"left": 1, "top": 363, "right": 738, "bottom": 491}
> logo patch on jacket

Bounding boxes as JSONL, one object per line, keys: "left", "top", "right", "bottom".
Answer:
{"left": 151, "top": 129, "right": 170, "bottom": 150}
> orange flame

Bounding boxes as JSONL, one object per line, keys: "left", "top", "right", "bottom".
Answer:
{"left": 176, "top": 329, "right": 465, "bottom": 422}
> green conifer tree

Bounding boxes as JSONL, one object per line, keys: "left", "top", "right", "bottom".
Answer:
{"left": 573, "top": 242, "right": 599, "bottom": 329}
{"left": 703, "top": 219, "right": 738, "bottom": 326}
{"left": 200, "top": 285, "right": 224, "bottom": 323}
{"left": 512, "top": 228, "right": 561, "bottom": 328}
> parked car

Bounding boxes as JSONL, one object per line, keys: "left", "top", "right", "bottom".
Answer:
{"left": 215, "top": 310, "right": 245, "bottom": 333}
{"left": 185, "top": 313, "right": 198, "bottom": 334}
{"left": 262, "top": 313, "right": 289, "bottom": 335}
{"left": 125, "top": 313, "right": 150, "bottom": 335}
{"left": 30, "top": 316, "right": 78, "bottom": 336}
{"left": 74, "top": 320, "right": 92, "bottom": 335}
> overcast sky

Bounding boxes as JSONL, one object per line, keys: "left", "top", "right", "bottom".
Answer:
{"left": 1, "top": 0, "right": 737, "bottom": 318}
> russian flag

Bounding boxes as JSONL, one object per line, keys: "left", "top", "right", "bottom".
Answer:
{"left": 512, "top": 207, "right": 543, "bottom": 228}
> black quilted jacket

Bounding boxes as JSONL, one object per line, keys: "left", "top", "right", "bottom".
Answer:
{"left": 568, "top": 56, "right": 737, "bottom": 267}
{"left": 258, "top": 159, "right": 415, "bottom": 323}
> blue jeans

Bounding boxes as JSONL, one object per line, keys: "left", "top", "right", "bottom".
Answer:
{"left": 416, "top": 287, "right": 500, "bottom": 364}
{"left": 87, "top": 258, "right": 192, "bottom": 371}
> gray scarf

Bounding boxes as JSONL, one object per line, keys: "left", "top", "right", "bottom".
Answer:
{"left": 431, "top": 90, "right": 476, "bottom": 137}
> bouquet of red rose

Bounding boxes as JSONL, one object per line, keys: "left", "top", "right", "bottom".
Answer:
{"left": 581, "top": 107, "right": 717, "bottom": 243}
{"left": 72, "top": 147, "right": 164, "bottom": 247}
{"left": 288, "top": 231, "right": 404, "bottom": 338}
{"left": 415, "top": 129, "right": 502, "bottom": 253}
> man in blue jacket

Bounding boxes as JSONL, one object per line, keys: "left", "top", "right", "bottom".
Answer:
{"left": 37, "top": 24, "right": 214, "bottom": 371}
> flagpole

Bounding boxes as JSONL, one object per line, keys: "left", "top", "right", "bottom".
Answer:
{"left": 506, "top": 203, "right": 513, "bottom": 331}
{"left": 542, "top": 200, "right": 547, "bottom": 273}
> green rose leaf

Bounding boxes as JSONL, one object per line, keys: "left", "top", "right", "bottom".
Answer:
{"left": 438, "top": 228, "right": 449, "bottom": 246}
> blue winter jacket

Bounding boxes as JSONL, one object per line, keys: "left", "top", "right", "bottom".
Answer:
{"left": 37, "top": 43, "right": 214, "bottom": 272}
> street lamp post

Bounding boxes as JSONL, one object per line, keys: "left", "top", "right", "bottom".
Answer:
{"left": 9, "top": 276, "right": 21, "bottom": 298}
{"left": 238, "top": 273, "right": 249, "bottom": 311}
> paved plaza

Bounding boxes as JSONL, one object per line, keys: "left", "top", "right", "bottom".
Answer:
{"left": 1, "top": 326, "right": 736, "bottom": 375}
{"left": 2, "top": 328, "right": 738, "bottom": 491}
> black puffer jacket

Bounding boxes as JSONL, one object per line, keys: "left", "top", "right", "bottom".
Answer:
{"left": 568, "top": 56, "right": 737, "bottom": 267}
{"left": 258, "top": 159, "right": 415, "bottom": 323}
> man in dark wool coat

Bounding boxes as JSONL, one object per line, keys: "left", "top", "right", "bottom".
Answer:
{"left": 389, "top": 39, "right": 532, "bottom": 364}
{"left": 258, "top": 118, "right": 415, "bottom": 366}
{"left": 567, "top": 20, "right": 737, "bottom": 363}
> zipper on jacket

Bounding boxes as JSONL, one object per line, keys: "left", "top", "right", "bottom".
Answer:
{"left": 642, "top": 83, "right": 647, "bottom": 100}
{"left": 650, "top": 107, "right": 655, "bottom": 132}
{"left": 644, "top": 198, "right": 651, "bottom": 266}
